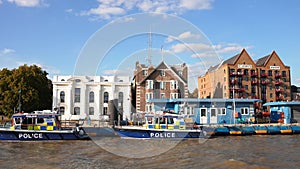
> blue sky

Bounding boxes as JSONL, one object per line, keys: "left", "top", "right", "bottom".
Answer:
{"left": 0, "top": 0, "right": 300, "bottom": 89}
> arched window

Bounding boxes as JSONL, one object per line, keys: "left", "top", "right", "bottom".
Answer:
{"left": 60, "top": 91, "right": 65, "bottom": 103}
{"left": 74, "top": 107, "right": 80, "bottom": 115}
{"left": 104, "top": 92, "right": 109, "bottom": 103}
{"left": 89, "top": 91, "right": 94, "bottom": 103}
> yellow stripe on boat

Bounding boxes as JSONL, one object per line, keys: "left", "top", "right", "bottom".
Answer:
{"left": 230, "top": 131, "right": 242, "bottom": 135}
{"left": 280, "top": 130, "right": 292, "bottom": 134}
{"left": 255, "top": 130, "right": 268, "bottom": 134}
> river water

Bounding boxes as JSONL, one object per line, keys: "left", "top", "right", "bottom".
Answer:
{"left": 0, "top": 135, "right": 299, "bottom": 169}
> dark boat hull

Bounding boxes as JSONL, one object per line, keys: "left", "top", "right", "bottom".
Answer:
{"left": 114, "top": 127, "right": 213, "bottom": 139}
{"left": 0, "top": 128, "right": 90, "bottom": 141}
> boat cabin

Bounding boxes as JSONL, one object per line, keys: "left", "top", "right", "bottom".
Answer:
{"left": 144, "top": 113, "right": 186, "bottom": 130}
{"left": 147, "top": 98, "right": 260, "bottom": 125}
{"left": 11, "top": 110, "right": 61, "bottom": 130}
{"left": 263, "top": 101, "right": 300, "bottom": 124}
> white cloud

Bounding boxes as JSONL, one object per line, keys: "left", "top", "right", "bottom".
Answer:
{"left": 179, "top": 0, "right": 213, "bottom": 10}
{"left": 7, "top": 0, "right": 47, "bottom": 7}
{"left": 81, "top": 0, "right": 214, "bottom": 20}
{"left": 0, "top": 48, "right": 15, "bottom": 55}
{"left": 16, "top": 61, "right": 60, "bottom": 75}
{"left": 171, "top": 43, "right": 213, "bottom": 53}
{"left": 65, "top": 8, "right": 73, "bottom": 13}
{"left": 166, "top": 31, "right": 202, "bottom": 43}
{"left": 0, "top": 0, "right": 3, "bottom": 4}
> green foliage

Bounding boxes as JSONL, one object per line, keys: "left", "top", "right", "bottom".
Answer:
{"left": 0, "top": 65, "right": 53, "bottom": 117}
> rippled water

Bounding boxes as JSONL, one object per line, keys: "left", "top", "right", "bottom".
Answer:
{"left": 0, "top": 135, "right": 300, "bottom": 169}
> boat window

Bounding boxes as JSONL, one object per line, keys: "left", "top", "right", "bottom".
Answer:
{"left": 15, "top": 118, "right": 21, "bottom": 124}
{"left": 218, "top": 108, "right": 226, "bottom": 115}
{"left": 241, "top": 108, "right": 249, "bottom": 115}
{"left": 37, "top": 118, "right": 44, "bottom": 124}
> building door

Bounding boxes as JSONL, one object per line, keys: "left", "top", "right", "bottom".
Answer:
{"left": 200, "top": 108, "right": 207, "bottom": 124}
{"left": 210, "top": 108, "right": 218, "bottom": 124}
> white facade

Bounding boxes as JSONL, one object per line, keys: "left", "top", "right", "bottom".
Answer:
{"left": 52, "top": 75, "right": 131, "bottom": 123}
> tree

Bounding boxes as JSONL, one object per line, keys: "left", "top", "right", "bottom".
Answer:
{"left": 0, "top": 65, "right": 52, "bottom": 117}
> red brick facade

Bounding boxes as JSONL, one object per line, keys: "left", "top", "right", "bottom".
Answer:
{"left": 132, "top": 61, "right": 188, "bottom": 113}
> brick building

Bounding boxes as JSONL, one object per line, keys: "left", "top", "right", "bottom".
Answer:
{"left": 132, "top": 61, "right": 188, "bottom": 113}
{"left": 198, "top": 49, "right": 291, "bottom": 105}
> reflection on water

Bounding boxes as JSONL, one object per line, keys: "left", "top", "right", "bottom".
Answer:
{"left": 0, "top": 135, "right": 300, "bottom": 169}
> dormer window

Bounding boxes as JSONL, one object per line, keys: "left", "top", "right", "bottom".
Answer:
{"left": 104, "top": 79, "right": 108, "bottom": 82}
{"left": 75, "top": 79, "right": 81, "bottom": 82}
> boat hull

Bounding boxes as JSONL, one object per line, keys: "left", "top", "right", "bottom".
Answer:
{"left": 114, "top": 126, "right": 212, "bottom": 139}
{"left": 0, "top": 128, "right": 90, "bottom": 141}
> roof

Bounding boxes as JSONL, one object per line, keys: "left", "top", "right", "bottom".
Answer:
{"left": 148, "top": 98, "right": 261, "bottom": 103}
{"left": 138, "top": 61, "right": 187, "bottom": 84}
{"left": 263, "top": 101, "right": 300, "bottom": 107}
{"left": 255, "top": 55, "right": 270, "bottom": 66}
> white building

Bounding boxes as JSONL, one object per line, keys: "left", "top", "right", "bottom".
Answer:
{"left": 52, "top": 75, "right": 131, "bottom": 125}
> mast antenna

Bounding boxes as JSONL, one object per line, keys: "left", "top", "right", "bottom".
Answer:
{"left": 147, "top": 29, "right": 152, "bottom": 66}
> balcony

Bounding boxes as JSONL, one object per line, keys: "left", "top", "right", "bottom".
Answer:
{"left": 251, "top": 95, "right": 259, "bottom": 99}
{"left": 276, "top": 96, "right": 284, "bottom": 101}
{"left": 261, "top": 73, "right": 267, "bottom": 77}
{"left": 251, "top": 72, "right": 258, "bottom": 77}
{"left": 230, "top": 79, "right": 237, "bottom": 84}
{"left": 275, "top": 73, "right": 282, "bottom": 78}
{"left": 275, "top": 80, "right": 282, "bottom": 85}
{"left": 230, "top": 72, "right": 237, "bottom": 76}
{"left": 251, "top": 80, "right": 258, "bottom": 85}
{"left": 237, "top": 72, "right": 244, "bottom": 76}
{"left": 239, "top": 87, "right": 246, "bottom": 92}
{"left": 261, "top": 80, "right": 268, "bottom": 85}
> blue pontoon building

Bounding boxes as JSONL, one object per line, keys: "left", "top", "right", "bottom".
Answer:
{"left": 148, "top": 98, "right": 260, "bottom": 125}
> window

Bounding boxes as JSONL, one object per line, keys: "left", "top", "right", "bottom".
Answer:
{"left": 179, "top": 71, "right": 183, "bottom": 76}
{"left": 89, "top": 91, "right": 94, "bottom": 103}
{"left": 59, "top": 107, "right": 65, "bottom": 115}
{"left": 170, "top": 93, "right": 179, "bottom": 99}
{"left": 200, "top": 109, "right": 207, "bottom": 117}
{"left": 146, "top": 93, "right": 153, "bottom": 100}
{"left": 270, "top": 93, "right": 273, "bottom": 98}
{"left": 241, "top": 108, "right": 249, "bottom": 115}
{"left": 146, "top": 80, "right": 153, "bottom": 89}
{"left": 170, "top": 80, "right": 178, "bottom": 90}
{"left": 210, "top": 108, "right": 217, "bottom": 117}
{"left": 104, "top": 92, "right": 109, "bottom": 103}
{"left": 74, "top": 107, "right": 80, "bottom": 115}
{"left": 218, "top": 108, "right": 226, "bottom": 115}
{"left": 118, "top": 92, "right": 123, "bottom": 107}
{"left": 160, "top": 81, "right": 166, "bottom": 90}
{"left": 103, "top": 107, "right": 108, "bottom": 115}
{"left": 60, "top": 91, "right": 65, "bottom": 103}
{"left": 75, "top": 79, "right": 81, "bottom": 82}
{"left": 282, "top": 71, "right": 287, "bottom": 77}
{"left": 74, "top": 88, "right": 80, "bottom": 103}
{"left": 160, "top": 70, "right": 165, "bottom": 76}
{"left": 146, "top": 104, "right": 153, "bottom": 112}
{"left": 142, "top": 69, "right": 148, "bottom": 76}
{"left": 268, "top": 70, "right": 272, "bottom": 76}
{"left": 89, "top": 107, "right": 94, "bottom": 115}
{"left": 160, "top": 93, "right": 165, "bottom": 98}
